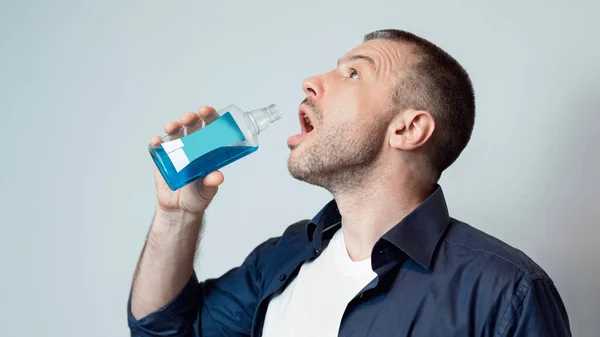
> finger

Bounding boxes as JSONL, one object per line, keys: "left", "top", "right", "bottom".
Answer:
{"left": 164, "top": 121, "right": 181, "bottom": 135}
{"left": 198, "top": 106, "right": 216, "bottom": 117}
{"left": 179, "top": 174, "right": 222, "bottom": 211}
{"left": 180, "top": 112, "right": 203, "bottom": 135}
{"left": 198, "top": 106, "right": 219, "bottom": 124}
{"left": 180, "top": 112, "right": 200, "bottom": 127}
{"left": 149, "top": 136, "right": 163, "bottom": 147}
{"left": 201, "top": 171, "right": 224, "bottom": 188}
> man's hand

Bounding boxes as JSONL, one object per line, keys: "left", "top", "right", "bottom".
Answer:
{"left": 151, "top": 106, "right": 224, "bottom": 217}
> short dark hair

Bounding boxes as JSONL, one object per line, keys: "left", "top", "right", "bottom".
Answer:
{"left": 364, "top": 29, "right": 475, "bottom": 179}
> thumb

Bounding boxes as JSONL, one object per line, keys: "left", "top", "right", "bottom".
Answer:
{"left": 180, "top": 171, "right": 224, "bottom": 209}
{"left": 201, "top": 170, "right": 225, "bottom": 189}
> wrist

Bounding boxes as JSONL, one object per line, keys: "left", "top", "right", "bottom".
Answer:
{"left": 155, "top": 204, "right": 204, "bottom": 222}
{"left": 151, "top": 207, "right": 204, "bottom": 235}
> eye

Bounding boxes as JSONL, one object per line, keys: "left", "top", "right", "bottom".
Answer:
{"left": 347, "top": 67, "right": 360, "bottom": 79}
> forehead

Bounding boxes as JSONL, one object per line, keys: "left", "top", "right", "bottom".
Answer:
{"left": 343, "top": 39, "right": 414, "bottom": 72}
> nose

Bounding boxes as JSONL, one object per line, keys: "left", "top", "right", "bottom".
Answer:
{"left": 302, "top": 75, "right": 324, "bottom": 100}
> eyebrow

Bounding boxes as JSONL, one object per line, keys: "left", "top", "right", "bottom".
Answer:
{"left": 337, "top": 54, "right": 376, "bottom": 71}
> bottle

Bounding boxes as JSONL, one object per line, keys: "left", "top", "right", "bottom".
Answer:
{"left": 149, "top": 103, "right": 281, "bottom": 190}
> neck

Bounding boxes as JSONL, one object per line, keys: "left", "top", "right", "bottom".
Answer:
{"left": 332, "top": 164, "right": 433, "bottom": 262}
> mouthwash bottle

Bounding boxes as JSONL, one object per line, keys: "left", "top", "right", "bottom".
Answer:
{"left": 149, "top": 103, "right": 281, "bottom": 190}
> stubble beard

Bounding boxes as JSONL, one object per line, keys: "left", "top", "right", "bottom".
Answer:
{"left": 287, "top": 114, "right": 391, "bottom": 194}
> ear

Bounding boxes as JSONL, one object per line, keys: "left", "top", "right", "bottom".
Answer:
{"left": 389, "top": 109, "right": 435, "bottom": 151}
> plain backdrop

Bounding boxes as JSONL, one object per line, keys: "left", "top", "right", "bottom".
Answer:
{"left": 1, "top": 1, "right": 598, "bottom": 336}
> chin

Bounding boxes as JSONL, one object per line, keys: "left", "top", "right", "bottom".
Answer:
{"left": 286, "top": 156, "right": 302, "bottom": 176}
{"left": 287, "top": 157, "right": 309, "bottom": 181}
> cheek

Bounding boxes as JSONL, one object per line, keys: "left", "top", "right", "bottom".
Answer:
{"left": 327, "top": 97, "right": 361, "bottom": 124}
{"left": 322, "top": 109, "right": 355, "bottom": 130}
{"left": 343, "top": 88, "right": 381, "bottom": 116}
{"left": 322, "top": 81, "right": 387, "bottom": 125}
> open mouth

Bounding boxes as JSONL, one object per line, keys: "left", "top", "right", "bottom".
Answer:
{"left": 300, "top": 111, "right": 314, "bottom": 134}
{"left": 287, "top": 107, "right": 316, "bottom": 147}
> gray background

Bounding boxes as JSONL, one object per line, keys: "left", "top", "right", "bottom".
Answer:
{"left": 1, "top": 1, "right": 598, "bottom": 336}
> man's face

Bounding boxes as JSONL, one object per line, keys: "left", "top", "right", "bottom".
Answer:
{"left": 287, "top": 39, "right": 409, "bottom": 191}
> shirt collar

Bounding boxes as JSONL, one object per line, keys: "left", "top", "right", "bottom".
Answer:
{"left": 305, "top": 184, "right": 450, "bottom": 270}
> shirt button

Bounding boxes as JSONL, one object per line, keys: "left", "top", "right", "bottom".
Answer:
{"left": 279, "top": 274, "right": 287, "bottom": 281}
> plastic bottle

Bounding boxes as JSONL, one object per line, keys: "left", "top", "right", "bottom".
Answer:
{"left": 149, "top": 103, "right": 281, "bottom": 190}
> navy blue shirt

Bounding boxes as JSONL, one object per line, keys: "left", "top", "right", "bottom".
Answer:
{"left": 127, "top": 185, "right": 571, "bottom": 336}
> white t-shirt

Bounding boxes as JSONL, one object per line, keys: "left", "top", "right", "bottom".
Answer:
{"left": 262, "top": 228, "right": 378, "bottom": 337}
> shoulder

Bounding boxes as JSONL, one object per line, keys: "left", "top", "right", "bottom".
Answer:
{"left": 437, "top": 219, "right": 571, "bottom": 332}
{"left": 440, "top": 219, "right": 571, "bottom": 335}
{"left": 438, "top": 218, "right": 551, "bottom": 283}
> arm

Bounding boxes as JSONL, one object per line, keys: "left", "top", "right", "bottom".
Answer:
{"left": 128, "top": 106, "right": 236, "bottom": 336}
{"left": 130, "top": 210, "right": 203, "bottom": 320}
{"left": 129, "top": 106, "right": 222, "bottom": 322}
{"left": 127, "top": 227, "right": 278, "bottom": 337}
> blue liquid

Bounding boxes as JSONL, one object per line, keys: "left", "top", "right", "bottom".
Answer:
{"left": 150, "top": 145, "right": 258, "bottom": 190}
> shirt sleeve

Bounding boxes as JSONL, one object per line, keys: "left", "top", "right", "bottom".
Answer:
{"left": 500, "top": 277, "right": 572, "bottom": 337}
{"left": 127, "top": 237, "right": 279, "bottom": 337}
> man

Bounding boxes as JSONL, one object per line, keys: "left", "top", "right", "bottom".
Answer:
{"left": 127, "top": 29, "right": 571, "bottom": 336}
